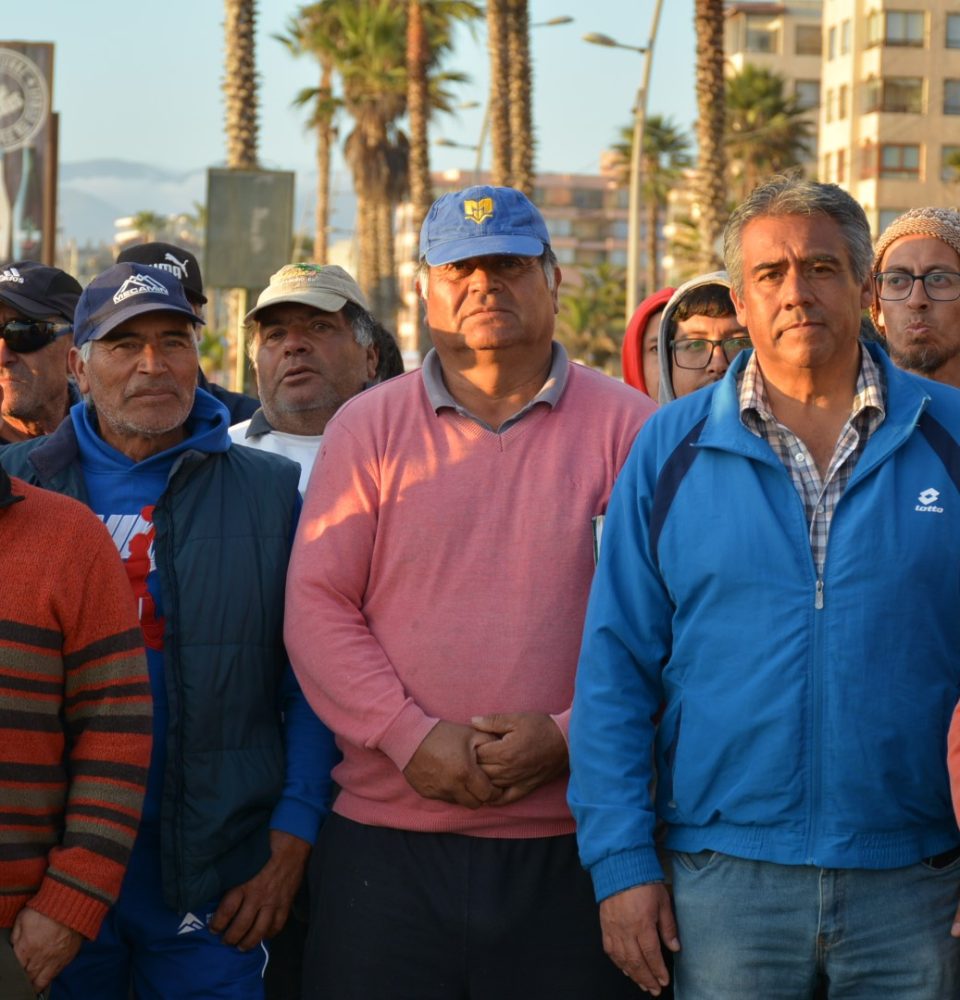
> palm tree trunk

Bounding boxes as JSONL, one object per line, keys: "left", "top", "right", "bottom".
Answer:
{"left": 223, "top": 0, "right": 259, "bottom": 170}
{"left": 223, "top": 0, "right": 259, "bottom": 392}
{"left": 376, "top": 194, "right": 398, "bottom": 327}
{"left": 694, "top": 0, "right": 727, "bottom": 271}
{"left": 506, "top": 0, "right": 533, "bottom": 195}
{"left": 314, "top": 58, "right": 334, "bottom": 263}
{"left": 407, "top": 0, "right": 432, "bottom": 358}
{"left": 487, "top": 0, "right": 512, "bottom": 186}
{"left": 356, "top": 190, "right": 378, "bottom": 309}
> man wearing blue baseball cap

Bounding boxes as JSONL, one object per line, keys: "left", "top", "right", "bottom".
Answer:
{"left": 0, "top": 261, "right": 82, "bottom": 444}
{"left": 0, "top": 262, "right": 335, "bottom": 998}
{"left": 285, "top": 185, "right": 656, "bottom": 998}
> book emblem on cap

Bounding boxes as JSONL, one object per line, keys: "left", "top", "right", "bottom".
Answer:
{"left": 464, "top": 198, "right": 493, "bottom": 225}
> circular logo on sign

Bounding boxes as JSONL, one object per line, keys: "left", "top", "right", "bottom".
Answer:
{"left": 0, "top": 48, "right": 48, "bottom": 152}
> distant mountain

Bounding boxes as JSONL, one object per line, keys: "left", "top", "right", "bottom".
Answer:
{"left": 57, "top": 159, "right": 357, "bottom": 247}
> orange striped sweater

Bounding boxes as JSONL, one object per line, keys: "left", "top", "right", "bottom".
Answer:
{"left": 0, "top": 473, "right": 151, "bottom": 940}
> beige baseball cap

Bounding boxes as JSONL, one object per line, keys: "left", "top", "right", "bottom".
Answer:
{"left": 245, "top": 263, "right": 369, "bottom": 321}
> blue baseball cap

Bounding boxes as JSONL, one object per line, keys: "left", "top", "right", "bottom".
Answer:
{"left": 73, "top": 263, "right": 203, "bottom": 349}
{"left": 419, "top": 185, "right": 550, "bottom": 266}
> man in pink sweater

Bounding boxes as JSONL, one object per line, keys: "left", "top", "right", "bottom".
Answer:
{"left": 285, "top": 184, "right": 655, "bottom": 999}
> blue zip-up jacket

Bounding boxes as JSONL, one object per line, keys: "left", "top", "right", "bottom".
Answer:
{"left": 0, "top": 393, "right": 336, "bottom": 912}
{"left": 569, "top": 343, "right": 960, "bottom": 903}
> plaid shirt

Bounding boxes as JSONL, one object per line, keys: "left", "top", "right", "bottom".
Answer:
{"left": 738, "top": 348, "right": 886, "bottom": 577}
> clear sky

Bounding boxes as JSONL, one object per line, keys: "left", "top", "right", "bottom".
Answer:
{"left": 2, "top": 1, "right": 698, "bottom": 178}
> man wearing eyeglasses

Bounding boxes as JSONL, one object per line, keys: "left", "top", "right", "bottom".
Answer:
{"left": 655, "top": 271, "right": 752, "bottom": 402}
{"left": 0, "top": 261, "right": 82, "bottom": 444}
{"left": 571, "top": 176, "right": 960, "bottom": 997}
{"left": 872, "top": 207, "right": 960, "bottom": 388}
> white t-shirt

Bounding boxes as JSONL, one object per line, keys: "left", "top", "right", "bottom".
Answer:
{"left": 229, "top": 420, "right": 322, "bottom": 495}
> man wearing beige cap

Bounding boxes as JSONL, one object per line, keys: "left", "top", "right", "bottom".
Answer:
{"left": 229, "top": 264, "right": 380, "bottom": 493}
{"left": 873, "top": 207, "right": 960, "bottom": 388}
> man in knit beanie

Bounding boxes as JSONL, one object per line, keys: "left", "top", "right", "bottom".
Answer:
{"left": 873, "top": 206, "right": 960, "bottom": 386}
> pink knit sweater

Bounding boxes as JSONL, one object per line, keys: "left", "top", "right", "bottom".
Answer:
{"left": 285, "top": 360, "right": 654, "bottom": 837}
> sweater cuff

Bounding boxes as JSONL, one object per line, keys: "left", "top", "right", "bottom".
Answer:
{"left": 377, "top": 702, "right": 439, "bottom": 771}
{"left": 590, "top": 848, "right": 665, "bottom": 904}
{"left": 28, "top": 876, "right": 110, "bottom": 941}
{"left": 550, "top": 707, "right": 571, "bottom": 747}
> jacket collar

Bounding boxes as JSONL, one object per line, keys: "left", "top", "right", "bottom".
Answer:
{"left": 696, "top": 343, "right": 929, "bottom": 473}
{"left": 24, "top": 414, "right": 81, "bottom": 483}
{"left": 245, "top": 408, "right": 273, "bottom": 438}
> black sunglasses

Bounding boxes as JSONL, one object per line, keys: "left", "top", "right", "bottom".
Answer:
{"left": 0, "top": 319, "right": 72, "bottom": 354}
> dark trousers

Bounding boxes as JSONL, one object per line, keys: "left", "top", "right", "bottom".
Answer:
{"left": 302, "top": 814, "right": 638, "bottom": 1000}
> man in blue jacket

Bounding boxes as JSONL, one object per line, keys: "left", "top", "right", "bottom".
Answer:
{"left": 570, "top": 175, "right": 960, "bottom": 998}
{"left": 0, "top": 262, "right": 335, "bottom": 999}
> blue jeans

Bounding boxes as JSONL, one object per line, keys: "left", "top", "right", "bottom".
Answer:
{"left": 671, "top": 849, "right": 960, "bottom": 999}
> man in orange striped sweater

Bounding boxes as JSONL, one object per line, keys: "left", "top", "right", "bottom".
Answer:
{"left": 0, "top": 467, "right": 151, "bottom": 997}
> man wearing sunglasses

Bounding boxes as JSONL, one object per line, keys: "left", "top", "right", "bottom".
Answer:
{"left": 655, "top": 271, "right": 752, "bottom": 402}
{"left": 0, "top": 261, "right": 82, "bottom": 444}
{"left": 872, "top": 207, "right": 960, "bottom": 388}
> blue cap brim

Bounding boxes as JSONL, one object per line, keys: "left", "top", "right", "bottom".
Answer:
{"left": 424, "top": 234, "right": 545, "bottom": 266}
{"left": 82, "top": 299, "right": 203, "bottom": 346}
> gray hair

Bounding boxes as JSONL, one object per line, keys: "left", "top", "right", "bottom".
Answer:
{"left": 247, "top": 301, "right": 377, "bottom": 363}
{"left": 416, "top": 247, "right": 560, "bottom": 298}
{"left": 723, "top": 174, "right": 873, "bottom": 294}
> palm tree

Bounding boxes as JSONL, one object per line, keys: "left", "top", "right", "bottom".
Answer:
{"left": 487, "top": 0, "right": 512, "bottom": 185}
{"left": 612, "top": 115, "right": 692, "bottom": 295}
{"left": 556, "top": 263, "right": 628, "bottom": 374}
{"left": 286, "top": 0, "right": 480, "bottom": 326}
{"left": 128, "top": 211, "right": 169, "bottom": 244}
{"left": 223, "top": 0, "right": 259, "bottom": 169}
{"left": 694, "top": 0, "right": 727, "bottom": 271}
{"left": 506, "top": 0, "right": 533, "bottom": 194}
{"left": 277, "top": 6, "right": 343, "bottom": 263}
{"left": 725, "top": 64, "right": 814, "bottom": 203}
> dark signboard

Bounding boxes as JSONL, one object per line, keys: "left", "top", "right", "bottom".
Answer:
{"left": 204, "top": 168, "right": 295, "bottom": 289}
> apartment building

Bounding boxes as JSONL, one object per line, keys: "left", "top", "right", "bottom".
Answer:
{"left": 819, "top": 2, "right": 960, "bottom": 234}
{"left": 725, "top": 1, "right": 825, "bottom": 115}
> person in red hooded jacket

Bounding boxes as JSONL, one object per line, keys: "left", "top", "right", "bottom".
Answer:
{"left": 621, "top": 287, "right": 675, "bottom": 401}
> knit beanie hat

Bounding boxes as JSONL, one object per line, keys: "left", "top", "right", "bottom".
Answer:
{"left": 872, "top": 207, "right": 960, "bottom": 324}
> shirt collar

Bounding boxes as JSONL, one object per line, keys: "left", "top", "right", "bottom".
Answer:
{"left": 739, "top": 344, "right": 886, "bottom": 433}
{"left": 421, "top": 341, "right": 569, "bottom": 426}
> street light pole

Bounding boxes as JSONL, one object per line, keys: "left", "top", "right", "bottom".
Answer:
{"left": 584, "top": 1, "right": 664, "bottom": 322}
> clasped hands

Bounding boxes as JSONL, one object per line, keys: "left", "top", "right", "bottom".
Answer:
{"left": 402, "top": 714, "right": 568, "bottom": 809}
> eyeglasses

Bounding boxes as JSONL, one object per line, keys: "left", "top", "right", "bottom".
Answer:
{"left": 671, "top": 336, "right": 752, "bottom": 370}
{"left": 873, "top": 271, "right": 960, "bottom": 302}
{"left": 0, "top": 319, "right": 72, "bottom": 354}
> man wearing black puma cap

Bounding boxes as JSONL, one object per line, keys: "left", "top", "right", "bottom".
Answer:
{"left": 0, "top": 261, "right": 82, "bottom": 444}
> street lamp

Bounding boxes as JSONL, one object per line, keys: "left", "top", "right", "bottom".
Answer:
{"left": 532, "top": 16, "right": 574, "bottom": 27}
{"left": 584, "top": 1, "right": 664, "bottom": 323}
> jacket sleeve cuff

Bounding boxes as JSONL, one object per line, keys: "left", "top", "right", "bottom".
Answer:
{"left": 377, "top": 703, "right": 440, "bottom": 772}
{"left": 590, "top": 848, "right": 665, "bottom": 903}
{"left": 28, "top": 876, "right": 110, "bottom": 941}
{"left": 269, "top": 797, "right": 324, "bottom": 846}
